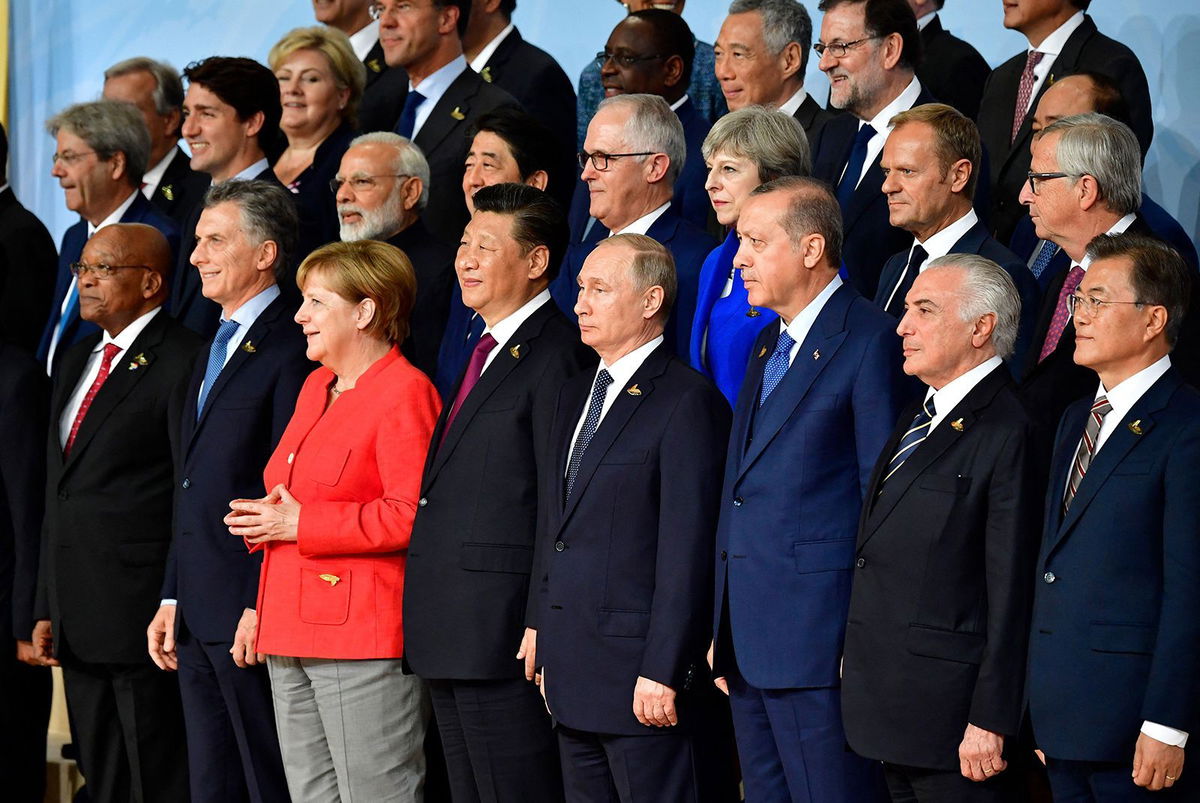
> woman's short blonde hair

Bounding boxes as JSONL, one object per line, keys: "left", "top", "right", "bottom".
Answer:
{"left": 297, "top": 240, "right": 417, "bottom": 346}
{"left": 268, "top": 26, "right": 366, "bottom": 125}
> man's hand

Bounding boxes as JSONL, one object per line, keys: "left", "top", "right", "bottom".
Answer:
{"left": 1133, "top": 732, "right": 1184, "bottom": 791}
{"left": 31, "top": 620, "right": 59, "bottom": 667}
{"left": 516, "top": 628, "right": 539, "bottom": 683}
{"left": 146, "top": 605, "right": 178, "bottom": 671}
{"left": 707, "top": 640, "right": 728, "bottom": 695}
{"left": 15, "top": 640, "right": 40, "bottom": 667}
{"left": 959, "top": 723, "right": 1006, "bottom": 782}
{"left": 633, "top": 676, "right": 678, "bottom": 728}
{"left": 230, "top": 608, "right": 263, "bottom": 668}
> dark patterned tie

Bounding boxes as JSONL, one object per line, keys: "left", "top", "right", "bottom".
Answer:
{"left": 197, "top": 319, "right": 240, "bottom": 418}
{"left": 885, "top": 245, "right": 928, "bottom": 317}
{"left": 881, "top": 396, "right": 937, "bottom": 487}
{"left": 565, "top": 369, "right": 614, "bottom": 502}
{"left": 65, "top": 343, "right": 122, "bottom": 456}
{"left": 1028, "top": 240, "right": 1060, "bottom": 279}
{"left": 1038, "top": 265, "right": 1085, "bottom": 363}
{"left": 440, "top": 333, "right": 497, "bottom": 448}
{"left": 758, "top": 329, "right": 796, "bottom": 407}
{"left": 836, "top": 123, "right": 876, "bottom": 212}
{"left": 394, "top": 90, "right": 426, "bottom": 138}
{"left": 1063, "top": 395, "right": 1112, "bottom": 513}
{"left": 1011, "top": 50, "right": 1044, "bottom": 143}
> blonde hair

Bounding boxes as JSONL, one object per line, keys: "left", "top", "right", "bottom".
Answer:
{"left": 268, "top": 25, "right": 366, "bottom": 125}
{"left": 297, "top": 240, "right": 416, "bottom": 346}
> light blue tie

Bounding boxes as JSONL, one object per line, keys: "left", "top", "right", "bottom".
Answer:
{"left": 197, "top": 319, "right": 240, "bottom": 418}
{"left": 758, "top": 329, "right": 796, "bottom": 407}
{"left": 882, "top": 396, "right": 937, "bottom": 486}
{"left": 1029, "top": 239, "right": 1059, "bottom": 279}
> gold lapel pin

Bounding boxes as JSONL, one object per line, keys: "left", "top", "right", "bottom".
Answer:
{"left": 509, "top": 344, "right": 522, "bottom": 359}
{"left": 950, "top": 418, "right": 964, "bottom": 432}
{"left": 367, "top": 58, "right": 381, "bottom": 73}
{"left": 626, "top": 384, "right": 642, "bottom": 396}
{"left": 758, "top": 346, "right": 768, "bottom": 358}
{"left": 812, "top": 349, "right": 821, "bottom": 360}
{"left": 161, "top": 184, "right": 174, "bottom": 201}
{"left": 241, "top": 341, "right": 257, "bottom": 353}
{"left": 127, "top": 353, "right": 149, "bottom": 371}
{"left": 451, "top": 106, "right": 466, "bottom": 121}
{"left": 481, "top": 66, "right": 493, "bottom": 83}
{"left": 1128, "top": 420, "right": 1144, "bottom": 435}
{"left": 746, "top": 307, "right": 761, "bottom": 318}
{"left": 318, "top": 573, "right": 340, "bottom": 587}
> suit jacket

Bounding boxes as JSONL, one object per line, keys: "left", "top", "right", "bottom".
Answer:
{"left": 874, "top": 219, "right": 1042, "bottom": 368}
{"left": 358, "top": 41, "right": 411, "bottom": 134}
{"left": 842, "top": 365, "right": 1040, "bottom": 771}
{"left": 533, "top": 344, "right": 730, "bottom": 735}
{"left": 0, "top": 188, "right": 58, "bottom": 355}
{"left": 403, "top": 301, "right": 595, "bottom": 679}
{"left": 35, "top": 311, "right": 203, "bottom": 663}
{"left": 251, "top": 347, "right": 440, "bottom": 659}
{"left": 977, "top": 15, "right": 1153, "bottom": 243}
{"left": 1028, "top": 368, "right": 1200, "bottom": 761}
{"left": 793, "top": 93, "right": 834, "bottom": 148}
{"left": 673, "top": 97, "right": 716, "bottom": 231}
{"left": 150, "top": 146, "right": 209, "bottom": 226}
{"left": 38, "top": 193, "right": 181, "bottom": 374}
{"left": 480, "top": 26, "right": 576, "bottom": 155}
{"left": 712, "top": 283, "right": 911, "bottom": 689}
{"left": 163, "top": 293, "right": 310, "bottom": 643}
{"left": 290, "top": 123, "right": 355, "bottom": 261}
{"left": 916, "top": 15, "right": 990, "bottom": 120}
{"left": 388, "top": 219, "right": 456, "bottom": 378}
{"left": 811, "top": 85, "right": 938, "bottom": 299}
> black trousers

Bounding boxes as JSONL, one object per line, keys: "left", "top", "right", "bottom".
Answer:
{"left": 883, "top": 762, "right": 1016, "bottom": 803}
{"left": 556, "top": 724, "right": 699, "bottom": 803}
{"left": 0, "top": 655, "right": 52, "bottom": 803}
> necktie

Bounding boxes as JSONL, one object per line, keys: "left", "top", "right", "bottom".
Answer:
{"left": 197, "top": 319, "right": 240, "bottom": 418}
{"left": 1038, "top": 264, "right": 1085, "bottom": 363}
{"left": 1063, "top": 395, "right": 1112, "bottom": 513}
{"left": 1011, "top": 50, "right": 1044, "bottom": 143}
{"left": 64, "top": 343, "right": 122, "bottom": 456}
{"left": 394, "top": 90, "right": 427, "bottom": 139}
{"left": 565, "top": 369, "right": 614, "bottom": 502}
{"left": 1028, "top": 239, "right": 1060, "bottom": 279}
{"left": 881, "top": 396, "right": 937, "bottom": 486}
{"left": 885, "top": 245, "right": 929, "bottom": 317}
{"left": 758, "top": 328, "right": 796, "bottom": 407}
{"left": 836, "top": 123, "right": 876, "bottom": 212}
{"left": 441, "top": 332, "right": 497, "bottom": 446}
{"left": 44, "top": 279, "right": 80, "bottom": 369}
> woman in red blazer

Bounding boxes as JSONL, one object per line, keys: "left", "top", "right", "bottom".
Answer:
{"left": 226, "top": 239, "right": 440, "bottom": 802}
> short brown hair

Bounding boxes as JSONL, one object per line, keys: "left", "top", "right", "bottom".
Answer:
{"left": 268, "top": 26, "right": 366, "bottom": 125}
{"left": 597, "top": 233, "right": 678, "bottom": 319}
{"left": 890, "top": 103, "right": 982, "bottom": 199}
{"left": 749, "top": 176, "right": 843, "bottom": 268}
{"left": 297, "top": 240, "right": 416, "bottom": 346}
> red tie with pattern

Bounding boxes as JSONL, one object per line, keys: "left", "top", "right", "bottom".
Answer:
{"left": 1011, "top": 50, "right": 1044, "bottom": 143}
{"left": 439, "top": 333, "right": 497, "bottom": 449}
{"left": 64, "top": 343, "right": 122, "bottom": 456}
{"left": 1038, "top": 265, "right": 1085, "bottom": 363}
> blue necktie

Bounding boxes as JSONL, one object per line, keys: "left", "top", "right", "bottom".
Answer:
{"left": 565, "top": 369, "right": 614, "bottom": 502}
{"left": 758, "top": 329, "right": 796, "bottom": 407}
{"left": 197, "top": 319, "right": 240, "bottom": 418}
{"left": 885, "top": 245, "right": 928, "bottom": 317}
{"left": 394, "top": 90, "right": 426, "bottom": 138}
{"left": 836, "top": 123, "right": 876, "bottom": 212}
{"left": 1028, "top": 239, "right": 1059, "bottom": 279}
{"left": 882, "top": 397, "right": 937, "bottom": 486}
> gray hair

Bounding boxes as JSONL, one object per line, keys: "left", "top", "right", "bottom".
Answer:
{"left": 727, "top": 0, "right": 813, "bottom": 73}
{"left": 202, "top": 179, "right": 299, "bottom": 277}
{"left": 924, "top": 253, "right": 1022, "bottom": 361}
{"left": 46, "top": 100, "right": 151, "bottom": 185}
{"left": 749, "top": 175, "right": 843, "bottom": 267}
{"left": 348, "top": 131, "right": 431, "bottom": 210}
{"left": 597, "top": 94, "right": 687, "bottom": 186}
{"left": 601, "top": 233, "right": 678, "bottom": 319}
{"left": 1037, "top": 112, "right": 1141, "bottom": 216}
{"left": 104, "top": 57, "right": 184, "bottom": 117}
{"left": 702, "top": 106, "right": 811, "bottom": 181}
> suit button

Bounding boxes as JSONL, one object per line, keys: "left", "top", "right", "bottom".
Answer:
{"left": 181, "top": 478, "right": 191, "bottom": 489}
{"left": 1043, "top": 571, "right": 1056, "bottom": 584}
{"left": 720, "top": 551, "right": 727, "bottom": 561}
{"left": 418, "top": 497, "right": 427, "bottom": 507}
{"left": 554, "top": 540, "right": 566, "bottom": 552}
{"left": 856, "top": 557, "right": 866, "bottom": 569}
{"left": 287, "top": 452, "right": 295, "bottom": 465}
{"left": 733, "top": 497, "right": 743, "bottom": 507}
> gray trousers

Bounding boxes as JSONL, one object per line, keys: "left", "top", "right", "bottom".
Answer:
{"left": 267, "top": 655, "right": 431, "bottom": 803}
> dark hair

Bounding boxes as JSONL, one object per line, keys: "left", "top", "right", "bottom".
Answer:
{"left": 750, "top": 176, "right": 843, "bottom": 267}
{"left": 1087, "top": 233, "right": 1192, "bottom": 348}
{"left": 468, "top": 108, "right": 557, "bottom": 181}
{"left": 183, "top": 57, "right": 284, "bottom": 161}
{"left": 499, "top": 0, "right": 516, "bottom": 19}
{"left": 1071, "top": 0, "right": 1092, "bottom": 9}
{"left": 817, "top": 0, "right": 922, "bottom": 71}
{"left": 434, "top": 0, "right": 471, "bottom": 38}
{"left": 627, "top": 9, "right": 696, "bottom": 92}
{"left": 471, "top": 183, "right": 570, "bottom": 282}
{"left": 203, "top": 179, "right": 299, "bottom": 278}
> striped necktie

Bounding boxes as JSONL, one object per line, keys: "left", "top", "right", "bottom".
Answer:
{"left": 881, "top": 396, "right": 937, "bottom": 487}
{"left": 1063, "top": 395, "right": 1112, "bottom": 514}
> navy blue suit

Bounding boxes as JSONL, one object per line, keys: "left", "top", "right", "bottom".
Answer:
{"left": 1028, "top": 368, "right": 1200, "bottom": 799}
{"left": 712, "top": 282, "right": 909, "bottom": 801}
{"left": 37, "top": 193, "right": 180, "bottom": 374}
{"left": 673, "top": 98, "right": 714, "bottom": 231}
{"left": 164, "top": 291, "right": 308, "bottom": 803}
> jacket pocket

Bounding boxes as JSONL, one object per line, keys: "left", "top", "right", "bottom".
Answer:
{"left": 792, "top": 537, "right": 855, "bottom": 574}
{"left": 907, "top": 623, "right": 986, "bottom": 664}
{"left": 598, "top": 608, "right": 650, "bottom": 638}
{"left": 459, "top": 543, "right": 533, "bottom": 574}
{"left": 299, "top": 567, "right": 352, "bottom": 625}
{"left": 1089, "top": 621, "right": 1155, "bottom": 654}
{"left": 311, "top": 446, "right": 351, "bottom": 487}
{"left": 917, "top": 474, "right": 971, "bottom": 495}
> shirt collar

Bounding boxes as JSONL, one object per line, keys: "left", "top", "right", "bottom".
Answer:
{"left": 1080, "top": 212, "right": 1137, "bottom": 270}
{"left": 141, "top": 147, "right": 179, "bottom": 195}
{"left": 348, "top": 19, "right": 380, "bottom": 62}
{"left": 916, "top": 11, "right": 936, "bottom": 31}
{"left": 865, "top": 76, "right": 922, "bottom": 134}
{"left": 1031, "top": 10, "right": 1085, "bottom": 56}
{"left": 225, "top": 284, "right": 280, "bottom": 329}
{"left": 781, "top": 274, "right": 843, "bottom": 342}
{"left": 916, "top": 208, "right": 979, "bottom": 262}
{"left": 669, "top": 93, "right": 690, "bottom": 112}
{"left": 925, "top": 355, "right": 1003, "bottom": 429}
{"left": 87, "top": 189, "right": 139, "bottom": 237}
{"left": 612, "top": 202, "right": 671, "bottom": 236}
{"left": 469, "top": 23, "right": 515, "bottom": 73}
{"left": 778, "top": 86, "right": 809, "bottom": 117}
{"left": 411, "top": 54, "right": 468, "bottom": 102}
{"left": 1099, "top": 354, "right": 1172, "bottom": 416}
{"left": 483, "top": 288, "right": 551, "bottom": 348}
{"left": 598, "top": 334, "right": 664, "bottom": 389}
{"left": 98, "top": 306, "right": 162, "bottom": 353}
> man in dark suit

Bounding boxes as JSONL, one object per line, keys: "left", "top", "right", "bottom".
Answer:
{"left": 174, "top": 57, "right": 288, "bottom": 339}
{"left": 32, "top": 223, "right": 202, "bottom": 803}
{"left": 711, "top": 177, "right": 907, "bottom": 801}
{"left": 553, "top": 94, "right": 715, "bottom": 358}
{"left": 145, "top": 181, "right": 304, "bottom": 803}
{"left": 313, "top": 0, "right": 410, "bottom": 132}
{"left": 403, "top": 184, "right": 592, "bottom": 803}
{"left": 874, "top": 104, "right": 1039, "bottom": 367}
{"left": 976, "top": 0, "right": 1152, "bottom": 244}
{"left": 843, "top": 255, "right": 1041, "bottom": 801}
{"left": 39, "top": 100, "right": 181, "bottom": 375}
{"left": 462, "top": 0, "right": 576, "bottom": 155}
{"left": 715, "top": 0, "right": 833, "bottom": 146}
{"left": 374, "top": 0, "right": 520, "bottom": 243}
{"left": 906, "top": 0, "right": 989, "bottom": 119}
{"left": 811, "top": 0, "right": 934, "bottom": 299}
{"left": 1028, "top": 233, "right": 1199, "bottom": 800}
{"left": 0, "top": 124, "right": 57, "bottom": 356}
{"left": 103, "top": 57, "right": 209, "bottom": 225}
{"left": 334, "top": 132, "right": 455, "bottom": 378}
{"left": 532, "top": 233, "right": 729, "bottom": 802}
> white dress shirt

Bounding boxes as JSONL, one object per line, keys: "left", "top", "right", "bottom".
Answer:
{"left": 916, "top": 12, "right": 936, "bottom": 31}
{"left": 776, "top": 275, "right": 843, "bottom": 366}
{"left": 777, "top": 86, "right": 810, "bottom": 118}
{"left": 612, "top": 202, "right": 671, "bottom": 237}
{"left": 1078, "top": 213, "right": 1137, "bottom": 272}
{"left": 479, "top": 289, "right": 551, "bottom": 373}
{"left": 923, "top": 355, "right": 1003, "bottom": 433}
{"left": 881, "top": 209, "right": 979, "bottom": 311}
{"left": 225, "top": 157, "right": 270, "bottom": 185}
{"left": 409, "top": 55, "right": 469, "bottom": 139}
{"left": 141, "top": 148, "right": 178, "bottom": 201}
{"left": 1022, "top": 11, "right": 1085, "bottom": 118}
{"left": 669, "top": 94, "right": 689, "bottom": 113}
{"left": 348, "top": 19, "right": 381, "bottom": 63}
{"left": 843, "top": 77, "right": 923, "bottom": 189}
{"left": 469, "top": 23, "right": 515, "bottom": 73}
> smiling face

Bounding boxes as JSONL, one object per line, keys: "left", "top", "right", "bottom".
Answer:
{"left": 294, "top": 271, "right": 370, "bottom": 366}
{"left": 377, "top": 0, "right": 452, "bottom": 71}
{"left": 705, "top": 148, "right": 762, "bottom": 227}
{"left": 182, "top": 83, "right": 262, "bottom": 182}
{"left": 51, "top": 129, "right": 126, "bottom": 223}
{"left": 312, "top": 0, "right": 372, "bottom": 31}
{"left": 818, "top": 2, "right": 889, "bottom": 117}
{"left": 714, "top": 12, "right": 792, "bottom": 110}
{"left": 276, "top": 48, "right": 349, "bottom": 137}
{"left": 76, "top": 228, "right": 157, "bottom": 334}
{"left": 462, "top": 131, "right": 524, "bottom": 214}
{"left": 600, "top": 17, "right": 678, "bottom": 100}
{"left": 1002, "top": 0, "right": 1073, "bottom": 38}
{"left": 191, "top": 201, "right": 276, "bottom": 316}
{"left": 456, "top": 210, "right": 546, "bottom": 324}
{"left": 880, "top": 121, "right": 969, "bottom": 241}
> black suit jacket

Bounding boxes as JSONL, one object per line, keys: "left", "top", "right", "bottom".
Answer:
{"left": 977, "top": 15, "right": 1153, "bottom": 243}
{"left": 480, "top": 26, "right": 576, "bottom": 154}
{"left": 163, "top": 292, "right": 310, "bottom": 642}
{"left": 793, "top": 93, "right": 834, "bottom": 149}
{"left": 917, "top": 15, "right": 990, "bottom": 120}
{"left": 0, "top": 188, "right": 58, "bottom": 355}
{"left": 150, "top": 146, "right": 209, "bottom": 226}
{"left": 842, "top": 364, "right": 1040, "bottom": 771}
{"left": 811, "top": 84, "right": 938, "bottom": 299}
{"left": 35, "top": 311, "right": 202, "bottom": 664}
{"left": 403, "top": 300, "right": 595, "bottom": 679}
{"left": 387, "top": 219, "right": 456, "bottom": 378}
{"left": 358, "top": 41, "right": 410, "bottom": 134}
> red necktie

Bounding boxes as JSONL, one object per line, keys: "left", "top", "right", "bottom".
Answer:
{"left": 439, "top": 333, "right": 497, "bottom": 449}
{"left": 65, "top": 343, "right": 122, "bottom": 456}
{"left": 1039, "top": 265, "right": 1085, "bottom": 363}
{"left": 1011, "top": 50, "right": 1044, "bottom": 143}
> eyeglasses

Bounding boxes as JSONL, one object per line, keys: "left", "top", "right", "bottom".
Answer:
{"left": 329, "top": 174, "right": 410, "bottom": 194}
{"left": 812, "top": 35, "right": 882, "bottom": 58}
{"left": 577, "top": 150, "right": 655, "bottom": 171}
{"left": 1026, "top": 171, "right": 1074, "bottom": 195}
{"left": 1066, "top": 293, "right": 1145, "bottom": 317}
{"left": 52, "top": 150, "right": 97, "bottom": 167}
{"left": 69, "top": 262, "right": 149, "bottom": 279}
{"left": 595, "top": 50, "right": 667, "bottom": 68}
{"left": 367, "top": 1, "right": 424, "bottom": 20}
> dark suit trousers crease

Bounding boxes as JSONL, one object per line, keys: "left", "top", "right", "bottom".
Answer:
{"left": 556, "top": 724, "right": 700, "bottom": 803}
{"left": 427, "top": 677, "right": 563, "bottom": 803}
{"left": 1046, "top": 757, "right": 1193, "bottom": 802}
{"left": 883, "top": 762, "right": 1015, "bottom": 803}
{"left": 0, "top": 657, "right": 52, "bottom": 803}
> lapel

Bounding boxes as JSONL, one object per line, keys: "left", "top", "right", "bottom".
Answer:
{"left": 951, "top": 220, "right": 990, "bottom": 254}
{"left": 729, "top": 323, "right": 775, "bottom": 470}
{"left": 481, "top": 26, "right": 522, "bottom": 80}
{"left": 414, "top": 69, "right": 480, "bottom": 159}
{"left": 793, "top": 94, "right": 821, "bottom": 132}
{"left": 362, "top": 40, "right": 388, "bottom": 86}
{"left": 645, "top": 212, "right": 679, "bottom": 247}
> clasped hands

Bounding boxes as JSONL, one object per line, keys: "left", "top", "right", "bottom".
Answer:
{"left": 225, "top": 484, "right": 301, "bottom": 545}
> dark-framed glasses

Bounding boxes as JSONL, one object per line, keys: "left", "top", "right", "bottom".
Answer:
{"left": 69, "top": 262, "right": 149, "bottom": 279}
{"left": 595, "top": 50, "right": 667, "bottom": 68}
{"left": 812, "top": 35, "right": 882, "bottom": 58}
{"left": 577, "top": 150, "right": 655, "bottom": 171}
{"left": 1066, "top": 293, "right": 1145, "bottom": 317}
{"left": 329, "top": 174, "right": 410, "bottom": 194}
{"left": 1026, "top": 171, "right": 1074, "bottom": 195}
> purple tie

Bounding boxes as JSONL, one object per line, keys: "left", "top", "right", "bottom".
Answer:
{"left": 440, "top": 333, "right": 497, "bottom": 448}
{"left": 1039, "top": 265, "right": 1085, "bottom": 363}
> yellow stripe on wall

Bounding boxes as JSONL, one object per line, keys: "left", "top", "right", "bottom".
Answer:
{"left": 0, "top": 0, "right": 8, "bottom": 128}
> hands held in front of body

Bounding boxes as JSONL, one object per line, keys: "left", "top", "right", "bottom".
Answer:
{"left": 959, "top": 724, "right": 1006, "bottom": 781}
{"left": 230, "top": 608, "right": 263, "bottom": 669}
{"left": 633, "top": 676, "right": 678, "bottom": 728}
{"left": 1133, "top": 732, "right": 1184, "bottom": 791}
{"left": 147, "top": 604, "right": 178, "bottom": 670}
{"left": 226, "top": 485, "right": 301, "bottom": 545}
{"left": 31, "top": 620, "right": 59, "bottom": 667}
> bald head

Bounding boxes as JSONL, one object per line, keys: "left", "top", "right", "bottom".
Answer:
{"left": 78, "top": 223, "right": 171, "bottom": 335}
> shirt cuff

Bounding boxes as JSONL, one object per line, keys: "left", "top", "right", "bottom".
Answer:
{"left": 160, "top": 599, "right": 178, "bottom": 606}
{"left": 1141, "top": 721, "right": 1188, "bottom": 748}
